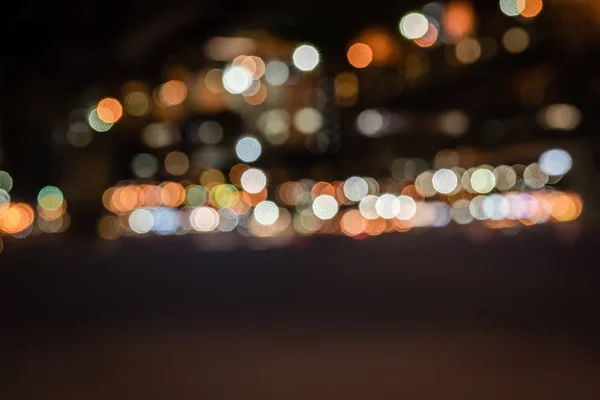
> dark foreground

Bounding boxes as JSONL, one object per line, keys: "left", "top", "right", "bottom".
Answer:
{"left": 2, "top": 226, "right": 600, "bottom": 398}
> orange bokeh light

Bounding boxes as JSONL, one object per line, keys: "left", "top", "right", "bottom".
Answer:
{"left": 230, "top": 164, "right": 250, "bottom": 187}
{"left": 347, "top": 43, "right": 373, "bottom": 68}
{"left": 340, "top": 210, "right": 367, "bottom": 236}
{"left": 242, "top": 188, "right": 268, "bottom": 206}
{"left": 414, "top": 24, "right": 439, "bottom": 48}
{"left": 311, "top": 182, "right": 336, "bottom": 200}
{"left": 160, "top": 182, "right": 185, "bottom": 207}
{"left": 243, "top": 84, "right": 267, "bottom": 105}
{"left": 159, "top": 80, "right": 188, "bottom": 106}
{"left": 443, "top": 1, "right": 475, "bottom": 43}
{"left": 97, "top": 98, "right": 123, "bottom": 123}
{"left": 521, "top": 0, "right": 543, "bottom": 18}
{"left": 0, "top": 203, "right": 34, "bottom": 234}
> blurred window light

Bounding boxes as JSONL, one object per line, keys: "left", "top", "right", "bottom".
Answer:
{"left": 396, "top": 195, "right": 417, "bottom": 220}
{"left": 67, "top": 122, "right": 93, "bottom": 148}
{"left": 97, "top": 98, "right": 123, "bottom": 124}
{"left": 538, "top": 104, "right": 581, "bottom": 131}
{"left": 399, "top": 12, "right": 429, "bottom": 39}
{"left": 158, "top": 80, "right": 187, "bottom": 106}
{"left": 450, "top": 199, "right": 473, "bottom": 224}
{"left": 218, "top": 208, "right": 239, "bottom": 232}
{"left": 430, "top": 202, "right": 452, "bottom": 227}
{"left": 254, "top": 201, "right": 279, "bottom": 226}
{"left": 433, "top": 149, "right": 460, "bottom": 169}
{"left": 455, "top": 38, "right": 481, "bottom": 64}
{"left": 205, "top": 37, "right": 256, "bottom": 61}
{"left": 432, "top": 168, "right": 458, "bottom": 194}
{"left": 200, "top": 169, "right": 225, "bottom": 187}
{"left": 164, "top": 151, "right": 189, "bottom": 176}
{"left": 0, "top": 189, "right": 10, "bottom": 214}
{"left": 293, "top": 107, "right": 323, "bottom": 135}
{"left": 131, "top": 153, "right": 159, "bottom": 178}
{"left": 129, "top": 208, "right": 154, "bottom": 234}
{"left": 205, "top": 69, "right": 225, "bottom": 93}
{"left": 312, "top": 194, "right": 339, "bottom": 220}
{"left": 265, "top": 61, "right": 290, "bottom": 86}
{"left": 190, "top": 207, "right": 220, "bottom": 232}
{"left": 292, "top": 44, "right": 320, "bottom": 72}
{"left": 414, "top": 24, "right": 439, "bottom": 48}
{"left": 343, "top": 177, "right": 369, "bottom": 202}
{"left": 88, "top": 108, "right": 113, "bottom": 132}
{"left": 38, "top": 186, "right": 64, "bottom": 212}
{"left": 415, "top": 171, "right": 437, "bottom": 197}
{"left": 151, "top": 207, "right": 179, "bottom": 235}
{"left": 258, "top": 109, "right": 290, "bottom": 145}
{"left": 197, "top": 121, "right": 224, "bottom": 145}
{"left": 241, "top": 168, "right": 267, "bottom": 194}
{"left": 375, "top": 194, "right": 401, "bottom": 219}
{"left": 470, "top": 168, "right": 496, "bottom": 194}
{"left": 142, "top": 122, "right": 177, "bottom": 148}
{"left": 185, "top": 185, "right": 207, "bottom": 207}
{"left": 0, "top": 171, "right": 14, "bottom": 192}
{"left": 469, "top": 195, "right": 488, "bottom": 220}
{"left": 359, "top": 195, "right": 379, "bottom": 220}
{"left": 235, "top": 136, "right": 262, "bottom": 163}
{"left": 520, "top": 0, "right": 543, "bottom": 18}
{"left": 438, "top": 110, "right": 470, "bottom": 136}
{"left": 347, "top": 43, "right": 373, "bottom": 68}
{"left": 494, "top": 165, "right": 517, "bottom": 191}
{"left": 356, "top": 109, "right": 385, "bottom": 136}
{"left": 242, "top": 79, "right": 261, "bottom": 97}
{"left": 523, "top": 162, "right": 549, "bottom": 189}
{"left": 243, "top": 84, "right": 267, "bottom": 106}
{"left": 222, "top": 65, "right": 253, "bottom": 94}
{"left": 334, "top": 72, "right": 359, "bottom": 105}
{"left": 499, "top": 0, "right": 525, "bottom": 17}
{"left": 442, "top": 1, "right": 475, "bottom": 42}
{"left": 539, "top": 149, "right": 572, "bottom": 176}
{"left": 124, "top": 91, "right": 150, "bottom": 116}
{"left": 502, "top": 27, "right": 530, "bottom": 54}
{"left": 483, "top": 194, "right": 510, "bottom": 220}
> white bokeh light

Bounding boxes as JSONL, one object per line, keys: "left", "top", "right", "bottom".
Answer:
{"left": 375, "top": 194, "right": 401, "bottom": 219}
{"left": 399, "top": 12, "right": 429, "bottom": 39}
{"left": 432, "top": 169, "right": 458, "bottom": 194}
{"left": 190, "top": 207, "right": 220, "bottom": 232}
{"left": 292, "top": 45, "right": 320, "bottom": 72}
{"left": 241, "top": 168, "right": 267, "bottom": 194}
{"left": 396, "top": 195, "right": 417, "bottom": 220}
{"left": 356, "top": 109, "right": 384, "bottom": 136}
{"left": 539, "top": 149, "right": 572, "bottom": 176}
{"left": 470, "top": 168, "right": 496, "bottom": 194}
{"left": 254, "top": 201, "right": 279, "bottom": 225}
{"left": 235, "top": 136, "right": 262, "bottom": 162}
{"left": 222, "top": 65, "right": 253, "bottom": 94}
{"left": 343, "top": 176, "right": 369, "bottom": 202}
{"left": 359, "top": 195, "right": 379, "bottom": 220}
{"left": 483, "top": 194, "right": 510, "bottom": 221}
{"left": 129, "top": 209, "right": 154, "bottom": 234}
{"left": 293, "top": 107, "right": 323, "bottom": 135}
{"left": 265, "top": 61, "right": 289, "bottom": 85}
{"left": 312, "top": 194, "right": 339, "bottom": 220}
